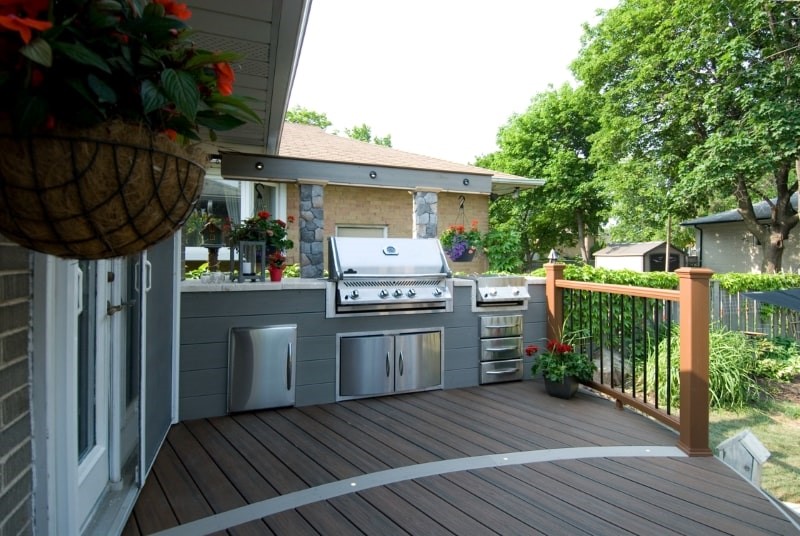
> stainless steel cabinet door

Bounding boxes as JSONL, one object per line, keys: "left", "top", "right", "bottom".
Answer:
{"left": 228, "top": 325, "right": 296, "bottom": 412}
{"left": 339, "top": 335, "right": 394, "bottom": 397}
{"left": 394, "top": 331, "right": 441, "bottom": 392}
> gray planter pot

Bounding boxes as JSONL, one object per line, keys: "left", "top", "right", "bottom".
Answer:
{"left": 544, "top": 376, "right": 579, "bottom": 399}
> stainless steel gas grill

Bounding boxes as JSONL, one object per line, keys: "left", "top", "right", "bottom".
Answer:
{"left": 471, "top": 275, "right": 531, "bottom": 311}
{"left": 326, "top": 237, "right": 454, "bottom": 317}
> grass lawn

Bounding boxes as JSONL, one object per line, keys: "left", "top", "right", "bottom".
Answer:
{"left": 709, "top": 399, "right": 800, "bottom": 504}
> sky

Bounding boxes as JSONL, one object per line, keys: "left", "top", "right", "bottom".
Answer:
{"left": 287, "top": 0, "right": 619, "bottom": 165}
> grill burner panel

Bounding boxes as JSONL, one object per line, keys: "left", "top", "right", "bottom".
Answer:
{"left": 471, "top": 275, "right": 531, "bottom": 308}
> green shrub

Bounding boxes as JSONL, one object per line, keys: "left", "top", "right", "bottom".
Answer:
{"left": 649, "top": 327, "right": 766, "bottom": 410}
{"left": 753, "top": 336, "right": 800, "bottom": 381}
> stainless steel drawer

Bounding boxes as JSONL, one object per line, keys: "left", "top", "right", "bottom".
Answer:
{"left": 479, "top": 314, "right": 523, "bottom": 338}
{"left": 480, "top": 336, "right": 522, "bottom": 362}
{"left": 480, "top": 359, "right": 523, "bottom": 384}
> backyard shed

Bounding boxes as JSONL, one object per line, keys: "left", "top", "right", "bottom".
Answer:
{"left": 594, "top": 241, "right": 687, "bottom": 272}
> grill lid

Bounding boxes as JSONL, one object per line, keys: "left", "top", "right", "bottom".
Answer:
{"left": 328, "top": 237, "right": 452, "bottom": 280}
{"left": 472, "top": 275, "right": 530, "bottom": 303}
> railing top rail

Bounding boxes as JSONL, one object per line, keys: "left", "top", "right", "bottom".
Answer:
{"left": 555, "top": 279, "right": 680, "bottom": 302}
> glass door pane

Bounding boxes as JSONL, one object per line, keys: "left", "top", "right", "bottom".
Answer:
{"left": 77, "top": 261, "right": 97, "bottom": 461}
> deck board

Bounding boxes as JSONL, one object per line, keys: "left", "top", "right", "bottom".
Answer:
{"left": 124, "top": 382, "right": 799, "bottom": 535}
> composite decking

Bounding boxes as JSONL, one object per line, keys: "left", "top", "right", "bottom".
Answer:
{"left": 123, "top": 381, "right": 799, "bottom": 535}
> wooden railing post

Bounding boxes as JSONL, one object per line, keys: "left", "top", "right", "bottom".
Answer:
{"left": 545, "top": 263, "right": 565, "bottom": 343}
{"left": 676, "top": 267, "right": 714, "bottom": 456}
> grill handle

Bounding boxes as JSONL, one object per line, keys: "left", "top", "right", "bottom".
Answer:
{"left": 486, "top": 368, "right": 519, "bottom": 375}
{"left": 385, "top": 352, "right": 390, "bottom": 377}
{"left": 486, "top": 345, "right": 520, "bottom": 352}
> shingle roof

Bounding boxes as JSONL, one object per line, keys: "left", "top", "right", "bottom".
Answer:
{"left": 594, "top": 241, "right": 679, "bottom": 257}
{"left": 681, "top": 193, "right": 798, "bottom": 226}
{"left": 278, "top": 122, "right": 528, "bottom": 179}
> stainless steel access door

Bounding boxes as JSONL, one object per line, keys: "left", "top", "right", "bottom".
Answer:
{"left": 394, "top": 332, "right": 441, "bottom": 392}
{"left": 228, "top": 325, "right": 296, "bottom": 413}
{"left": 339, "top": 335, "right": 394, "bottom": 397}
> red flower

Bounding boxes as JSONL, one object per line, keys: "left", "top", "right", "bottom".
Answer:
{"left": 163, "top": 128, "right": 177, "bottom": 141}
{"left": 214, "top": 62, "right": 235, "bottom": 96}
{"left": 0, "top": 14, "right": 51, "bottom": 44}
{"left": 152, "top": 0, "right": 192, "bottom": 20}
{"left": 287, "top": 215, "right": 295, "bottom": 224}
{"left": 525, "top": 344, "right": 538, "bottom": 356}
{"left": 257, "top": 211, "right": 270, "bottom": 219}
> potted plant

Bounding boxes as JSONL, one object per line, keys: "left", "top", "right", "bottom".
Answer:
{"left": 229, "top": 211, "right": 295, "bottom": 252}
{"left": 529, "top": 338, "right": 597, "bottom": 399}
{"left": 267, "top": 251, "right": 287, "bottom": 282}
{"left": 439, "top": 220, "right": 482, "bottom": 261}
{"left": 0, "top": 0, "right": 259, "bottom": 259}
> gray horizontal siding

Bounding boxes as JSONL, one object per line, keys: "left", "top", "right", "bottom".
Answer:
{"left": 179, "top": 282, "right": 546, "bottom": 420}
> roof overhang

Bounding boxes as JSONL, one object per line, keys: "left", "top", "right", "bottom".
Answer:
{"left": 491, "top": 176, "right": 545, "bottom": 198}
{"left": 221, "top": 154, "right": 494, "bottom": 195}
{"left": 188, "top": 0, "right": 312, "bottom": 156}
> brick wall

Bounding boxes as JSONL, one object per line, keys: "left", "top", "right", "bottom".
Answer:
{"left": 0, "top": 238, "right": 33, "bottom": 536}
{"left": 324, "top": 185, "right": 413, "bottom": 237}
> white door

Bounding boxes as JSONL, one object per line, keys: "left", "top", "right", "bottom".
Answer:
{"left": 75, "top": 259, "right": 111, "bottom": 525}
{"left": 35, "top": 255, "right": 140, "bottom": 534}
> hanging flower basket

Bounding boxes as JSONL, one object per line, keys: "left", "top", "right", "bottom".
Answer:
{"left": 0, "top": 121, "right": 207, "bottom": 259}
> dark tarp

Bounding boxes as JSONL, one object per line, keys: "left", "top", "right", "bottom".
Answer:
{"left": 741, "top": 289, "right": 800, "bottom": 312}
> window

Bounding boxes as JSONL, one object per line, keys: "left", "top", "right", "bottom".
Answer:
{"left": 336, "top": 225, "right": 388, "bottom": 238}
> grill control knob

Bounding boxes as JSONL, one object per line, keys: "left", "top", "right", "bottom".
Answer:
{"left": 393, "top": 289, "right": 403, "bottom": 297}
{"left": 513, "top": 288, "right": 520, "bottom": 296}
{"left": 379, "top": 289, "right": 389, "bottom": 298}
{"left": 433, "top": 287, "right": 443, "bottom": 297}
{"left": 350, "top": 290, "right": 359, "bottom": 299}
{"left": 488, "top": 288, "right": 498, "bottom": 297}
{"left": 407, "top": 289, "right": 416, "bottom": 298}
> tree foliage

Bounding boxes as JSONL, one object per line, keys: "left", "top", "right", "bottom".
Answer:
{"left": 476, "top": 84, "right": 608, "bottom": 265}
{"left": 285, "top": 105, "right": 332, "bottom": 129}
{"left": 573, "top": 0, "right": 800, "bottom": 272}
{"left": 344, "top": 123, "right": 392, "bottom": 147}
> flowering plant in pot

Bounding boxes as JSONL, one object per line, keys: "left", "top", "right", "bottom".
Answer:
{"left": 230, "top": 212, "right": 295, "bottom": 252}
{"left": 439, "top": 220, "right": 481, "bottom": 261}
{"left": 529, "top": 338, "right": 596, "bottom": 399}
{"left": 0, "top": 0, "right": 259, "bottom": 259}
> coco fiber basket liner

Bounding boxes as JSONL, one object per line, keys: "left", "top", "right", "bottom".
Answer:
{"left": 0, "top": 121, "right": 207, "bottom": 259}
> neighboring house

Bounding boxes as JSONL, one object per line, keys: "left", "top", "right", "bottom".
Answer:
{"left": 682, "top": 194, "right": 800, "bottom": 273}
{"left": 188, "top": 122, "right": 542, "bottom": 275}
{"left": 0, "top": 2, "right": 313, "bottom": 534}
{"left": 593, "top": 241, "right": 687, "bottom": 272}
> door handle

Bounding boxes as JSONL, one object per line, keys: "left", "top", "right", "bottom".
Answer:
{"left": 386, "top": 352, "right": 391, "bottom": 377}
{"left": 286, "top": 343, "right": 292, "bottom": 390}
{"left": 107, "top": 300, "right": 135, "bottom": 316}
{"left": 486, "top": 368, "right": 519, "bottom": 375}
{"left": 486, "top": 345, "right": 520, "bottom": 352}
{"left": 398, "top": 352, "right": 404, "bottom": 376}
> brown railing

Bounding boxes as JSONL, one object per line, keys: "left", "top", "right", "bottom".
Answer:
{"left": 545, "top": 264, "right": 714, "bottom": 456}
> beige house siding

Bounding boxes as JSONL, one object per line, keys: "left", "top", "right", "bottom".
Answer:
{"left": 693, "top": 224, "right": 800, "bottom": 273}
{"left": 286, "top": 183, "right": 301, "bottom": 267}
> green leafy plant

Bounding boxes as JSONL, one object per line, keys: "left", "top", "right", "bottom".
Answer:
{"left": 530, "top": 338, "right": 597, "bottom": 382}
{"left": 0, "top": 0, "right": 259, "bottom": 142}
{"left": 439, "top": 220, "right": 481, "bottom": 260}
{"left": 229, "top": 211, "right": 295, "bottom": 252}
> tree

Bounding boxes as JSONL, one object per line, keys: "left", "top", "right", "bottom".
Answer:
{"left": 476, "top": 84, "right": 608, "bottom": 264}
{"left": 344, "top": 123, "right": 392, "bottom": 147}
{"left": 573, "top": 0, "right": 800, "bottom": 272}
{"left": 285, "top": 106, "right": 332, "bottom": 129}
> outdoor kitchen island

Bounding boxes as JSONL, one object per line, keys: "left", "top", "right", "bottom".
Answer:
{"left": 178, "top": 276, "right": 545, "bottom": 421}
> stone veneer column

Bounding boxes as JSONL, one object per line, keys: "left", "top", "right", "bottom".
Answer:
{"left": 413, "top": 190, "right": 438, "bottom": 238}
{"left": 299, "top": 182, "right": 325, "bottom": 278}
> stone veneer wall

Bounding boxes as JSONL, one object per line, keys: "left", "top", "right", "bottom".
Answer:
{"left": 413, "top": 191, "right": 438, "bottom": 239}
{"left": 299, "top": 184, "right": 324, "bottom": 278}
{"left": 0, "top": 236, "right": 33, "bottom": 535}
